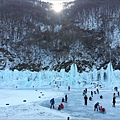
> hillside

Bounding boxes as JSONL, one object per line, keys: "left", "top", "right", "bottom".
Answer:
{"left": 0, "top": 0, "right": 120, "bottom": 72}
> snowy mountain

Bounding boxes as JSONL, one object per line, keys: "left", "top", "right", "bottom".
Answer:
{"left": 0, "top": 0, "right": 120, "bottom": 72}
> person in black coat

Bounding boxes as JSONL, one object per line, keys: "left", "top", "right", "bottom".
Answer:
{"left": 91, "top": 91, "right": 93, "bottom": 97}
{"left": 84, "top": 95, "right": 88, "bottom": 105}
{"left": 65, "top": 94, "right": 68, "bottom": 102}
{"left": 96, "top": 88, "right": 99, "bottom": 94}
{"left": 112, "top": 97, "right": 116, "bottom": 107}
{"left": 100, "top": 95, "right": 103, "bottom": 99}
{"left": 62, "top": 98, "right": 64, "bottom": 102}
{"left": 94, "top": 102, "right": 99, "bottom": 111}
{"left": 89, "top": 96, "right": 92, "bottom": 101}
{"left": 85, "top": 88, "right": 87, "bottom": 93}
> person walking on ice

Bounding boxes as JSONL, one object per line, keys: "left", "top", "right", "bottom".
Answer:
{"left": 84, "top": 95, "right": 88, "bottom": 105}
{"left": 50, "top": 98, "right": 55, "bottom": 109}
{"left": 91, "top": 91, "right": 93, "bottom": 97}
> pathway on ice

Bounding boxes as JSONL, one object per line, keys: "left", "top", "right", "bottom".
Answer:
{"left": 41, "top": 89, "right": 120, "bottom": 120}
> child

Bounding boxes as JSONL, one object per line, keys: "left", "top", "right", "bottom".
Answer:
{"left": 58, "top": 103, "right": 64, "bottom": 110}
{"left": 62, "top": 98, "right": 64, "bottom": 102}
{"left": 58, "top": 105, "right": 61, "bottom": 110}
{"left": 100, "top": 106, "right": 105, "bottom": 113}
{"left": 89, "top": 96, "right": 92, "bottom": 101}
{"left": 60, "top": 103, "right": 64, "bottom": 109}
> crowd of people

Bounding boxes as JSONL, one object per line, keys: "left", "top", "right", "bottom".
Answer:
{"left": 83, "top": 87, "right": 119, "bottom": 113}
{"left": 82, "top": 87, "right": 106, "bottom": 113}
{"left": 82, "top": 86, "right": 120, "bottom": 113}
{"left": 49, "top": 86, "right": 119, "bottom": 114}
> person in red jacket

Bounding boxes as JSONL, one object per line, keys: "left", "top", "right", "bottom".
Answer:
{"left": 100, "top": 106, "right": 105, "bottom": 113}
{"left": 58, "top": 103, "right": 64, "bottom": 110}
{"left": 60, "top": 103, "right": 64, "bottom": 109}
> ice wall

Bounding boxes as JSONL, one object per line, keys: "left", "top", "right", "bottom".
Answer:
{"left": 0, "top": 62, "right": 119, "bottom": 89}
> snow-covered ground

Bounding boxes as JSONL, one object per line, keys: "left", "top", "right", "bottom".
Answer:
{"left": 0, "top": 87, "right": 120, "bottom": 120}
{"left": 0, "top": 88, "right": 71, "bottom": 119}
{"left": 0, "top": 63, "right": 120, "bottom": 119}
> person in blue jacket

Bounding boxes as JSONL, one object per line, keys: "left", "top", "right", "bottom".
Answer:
{"left": 50, "top": 98, "right": 55, "bottom": 109}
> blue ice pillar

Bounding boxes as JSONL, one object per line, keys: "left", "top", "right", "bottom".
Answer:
{"left": 60, "top": 69, "right": 67, "bottom": 87}
{"left": 106, "top": 62, "right": 115, "bottom": 84}
{"left": 60, "top": 69, "right": 65, "bottom": 78}
{"left": 99, "top": 67, "right": 105, "bottom": 82}
{"left": 69, "top": 64, "right": 79, "bottom": 87}
{"left": 92, "top": 68, "right": 98, "bottom": 81}
{"left": 70, "top": 64, "right": 78, "bottom": 77}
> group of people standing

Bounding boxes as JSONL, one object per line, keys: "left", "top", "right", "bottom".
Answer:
{"left": 50, "top": 94, "right": 68, "bottom": 110}
{"left": 83, "top": 88, "right": 100, "bottom": 105}
{"left": 83, "top": 86, "right": 120, "bottom": 114}
{"left": 83, "top": 88, "right": 98, "bottom": 106}
{"left": 83, "top": 87, "right": 106, "bottom": 113}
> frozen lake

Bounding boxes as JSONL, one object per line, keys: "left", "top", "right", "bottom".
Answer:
{"left": 0, "top": 88, "right": 120, "bottom": 120}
